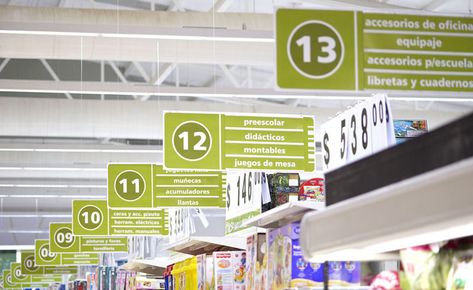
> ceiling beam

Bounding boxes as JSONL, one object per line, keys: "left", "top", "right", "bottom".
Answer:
{"left": 0, "top": 58, "right": 10, "bottom": 73}
{"left": 422, "top": 0, "right": 452, "bottom": 11}
{"left": 39, "top": 59, "right": 73, "bottom": 100}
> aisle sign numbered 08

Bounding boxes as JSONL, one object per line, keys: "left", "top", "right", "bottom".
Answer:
{"left": 225, "top": 171, "right": 269, "bottom": 234}
{"left": 50, "top": 222, "right": 128, "bottom": 253}
{"left": 277, "top": 9, "right": 473, "bottom": 93}
{"left": 72, "top": 199, "right": 168, "bottom": 237}
{"left": 20, "top": 250, "right": 77, "bottom": 275}
{"left": 321, "top": 94, "right": 395, "bottom": 171}
{"left": 164, "top": 112, "right": 315, "bottom": 171}
{"left": 108, "top": 164, "right": 225, "bottom": 208}
{"left": 35, "top": 240, "right": 99, "bottom": 266}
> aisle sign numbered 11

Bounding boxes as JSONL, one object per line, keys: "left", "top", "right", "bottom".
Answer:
{"left": 108, "top": 164, "right": 225, "bottom": 208}
{"left": 35, "top": 240, "right": 99, "bottom": 266}
{"left": 321, "top": 94, "right": 395, "bottom": 171}
{"left": 277, "top": 9, "right": 473, "bottom": 93}
{"left": 164, "top": 112, "right": 315, "bottom": 171}
{"left": 49, "top": 222, "right": 128, "bottom": 253}
{"left": 225, "top": 171, "right": 269, "bottom": 234}
{"left": 73, "top": 199, "right": 169, "bottom": 236}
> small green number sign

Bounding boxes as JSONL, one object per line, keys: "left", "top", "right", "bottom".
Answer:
{"left": 50, "top": 224, "right": 78, "bottom": 252}
{"left": 73, "top": 200, "right": 108, "bottom": 236}
{"left": 108, "top": 164, "right": 152, "bottom": 208}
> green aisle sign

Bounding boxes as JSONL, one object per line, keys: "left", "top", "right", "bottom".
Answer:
{"left": 276, "top": 9, "right": 473, "bottom": 93}
{"left": 35, "top": 240, "right": 98, "bottom": 266}
{"left": 21, "top": 250, "right": 77, "bottom": 275}
{"left": 164, "top": 112, "right": 315, "bottom": 171}
{"left": 3, "top": 270, "right": 21, "bottom": 289}
{"left": 10, "top": 263, "right": 29, "bottom": 284}
{"left": 8, "top": 264, "right": 57, "bottom": 288}
{"left": 50, "top": 223, "right": 128, "bottom": 253}
{"left": 108, "top": 164, "right": 225, "bottom": 208}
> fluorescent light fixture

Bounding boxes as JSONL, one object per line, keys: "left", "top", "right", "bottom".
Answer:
{"left": 0, "top": 30, "right": 274, "bottom": 43}
{"left": 300, "top": 156, "right": 473, "bottom": 261}
{"left": 0, "top": 184, "right": 106, "bottom": 188}
{"left": 7, "top": 230, "right": 47, "bottom": 234}
{"left": 4, "top": 194, "right": 104, "bottom": 198}
{"left": 0, "top": 214, "right": 71, "bottom": 218}
{"left": 0, "top": 245, "right": 35, "bottom": 250}
{"left": 0, "top": 148, "right": 162, "bottom": 153}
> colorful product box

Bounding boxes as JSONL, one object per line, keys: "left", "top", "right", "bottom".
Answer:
{"left": 205, "top": 256, "right": 214, "bottom": 290}
{"left": 246, "top": 233, "right": 268, "bottom": 290}
{"left": 214, "top": 251, "right": 246, "bottom": 290}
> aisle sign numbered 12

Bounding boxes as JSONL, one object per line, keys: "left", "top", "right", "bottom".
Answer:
{"left": 225, "top": 171, "right": 269, "bottom": 234}
{"left": 49, "top": 222, "right": 128, "bottom": 253}
{"left": 164, "top": 112, "right": 315, "bottom": 171}
{"left": 73, "top": 199, "right": 169, "bottom": 237}
{"left": 277, "top": 9, "right": 473, "bottom": 93}
{"left": 321, "top": 94, "right": 395, "bottom": 171}
{"left": 108, "top": 164, "right": 225, "bottom": 208}
{"left": 35, "top": 240, "right": 99, "bottom": 266}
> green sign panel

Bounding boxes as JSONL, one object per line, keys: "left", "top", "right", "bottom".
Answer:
{"left": 7, "top": 265, "right": 58, "bottom": 288}
{"left": 10, "top": 263, "right": 29, "bottom": 284}
{"left": 164, "top": 112, "right": 315, "bottom": 171}
{"left": 50, "top": 223, "right": 128, "bottom": 253}
{"left": 276, "top": 9, "right": 473, "bottom": 93}
{"left": 3, "top": 270, "right": 21, "bottom": 289}
{"left": 108, "top": 164, "right": 225, "bottom": 208}
{"left": 35, "top": 240, "right": 99, "bottom": 266}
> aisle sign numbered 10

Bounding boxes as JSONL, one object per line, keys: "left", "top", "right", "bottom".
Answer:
{"left": 108, "top": 164, "right": 225, "bottom": 208}
{"left": 73, "top": 199, "right": 169, "bottom": 237}
{"left": 225, "top": 171, "right": 269, "bottom": 234}
{"left": 49, "top": 222, "right": 128, "bottom": 253}
{"left": 321, "top": 94, "right": 395, "bottom": 171}
{"left": 35, "top": 240, "right": 99, "bottom": 266}
{"left": 277, "top": 9, "right": 473, "bottom": 93}
{"left": 164, "top": 112, "right": 315, "bottom": 172}
{"left": 20, "top": 250, "right": 77, "bottom": 275}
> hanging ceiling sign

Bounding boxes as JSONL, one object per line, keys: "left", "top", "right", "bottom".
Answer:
{"left": 276, "top": 9, "right": 473, "bottom": 93}
{"left": 108, "top": 164, "right": 225, "bottom": 208}
{"left": 49, "top": 222, "right": 128, "bottom": 253}
{"left": 35, "top": 239, "right": 98, "bottom": 267}
{"left": 164, "top": 112, "right": 315, "bottom": 172}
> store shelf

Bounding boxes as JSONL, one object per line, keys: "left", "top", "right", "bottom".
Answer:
{"left": 120, "top": 254, "right": 191, "bottom": 275}
{"left": 243, "top": 201, "right": 325, "bottom": 229}
{"left": 164, "top": 236, "right": 246, "bottom": 256}
{"left": 300, "top": 156, "right": 473, "bottom": 262}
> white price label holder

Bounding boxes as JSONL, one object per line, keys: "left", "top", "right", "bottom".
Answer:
{"left": 321, "top": 94, "right": 396, "bottom": 172}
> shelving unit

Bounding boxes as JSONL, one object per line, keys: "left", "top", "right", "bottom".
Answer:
{"left": 243, "top": 201, "right": 325, "bottom": 229}
{"left": 120, "top": 254, "right": 191, "bottom": 275}
{"left": 300, "top": 156, "right": 473, "bottom": 262}
{"left": 164, "top": 236, "right": 246, "bottom": 256}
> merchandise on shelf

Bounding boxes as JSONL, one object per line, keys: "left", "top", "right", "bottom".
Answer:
{"left": 394, "top": 120, "right": 428, "bottom": 143}
{"left": 171, "top": 256, "right": 198, "bottom": 290}
{"left": 246, "top": 233, "right": 268, "bottom": 290}
{"left": 206, "top": 255, "right": 214, "bottom": 290}
{"left": 214, "top": 251, "right": 246, "bottom": 290}
{"left": 268, "top": 222, "right": 361, "bottom": 289}
{"left": 298, "top": 178, "right": 325, "bottom": 203}
{"left": 267, "top": 173, "right": 300, "bottom": 210}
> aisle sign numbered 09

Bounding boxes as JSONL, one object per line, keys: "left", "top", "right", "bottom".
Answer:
{"left": 108, "top": 164, "right": 225, "bottom": 208}
{"left": 321, "top": 94, "right": 395, "bottom": 171}
{"left": 164, "top": 112, "right": 315, "bottom": 172}
{"left": 168, "top": 208, "right": 191, "bottom": 244}
{"left": 20, "top": 250, "right": 77, "bottom": 275}
{"left": 225, "top": 171, "right": 269, "bottom": 234}
{"left": 50, "top": 222, "right": 128, "bottom": 253}
{"left": 277, "top": 9, "right": 473, "bottom": 93}
{"left": 35, "top": 240, "right": 98, "bottom": 266}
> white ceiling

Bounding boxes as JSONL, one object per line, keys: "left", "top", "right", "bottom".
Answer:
{"left": 0, "top": 0, "right": 472, "bottom": 246}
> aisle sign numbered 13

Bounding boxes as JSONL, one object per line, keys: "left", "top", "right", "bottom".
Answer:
{"left": 321, "top": 94, "right": 395, "bottom": 171}
{"left": 277, "top": 9, "right": 473, "bottom": 93}
{"left": 108, "top": 164, "right": 225, "bottom": 208}
{"left": 35, "top": 240, "right": 99, "bottom": 266}
{"left": 225, "top": 171, "right": 269, "bottom": 234}
{"left": 49, "top": 222, "right": 128, "bottom": 253}
{"left": 164, "top": 112, "right": 315, "bottom": 171}
{"left": 73, "top": 199, "right": 169, "bottom": 237}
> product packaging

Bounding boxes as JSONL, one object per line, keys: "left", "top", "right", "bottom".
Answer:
{"left": 205, "top": 256, "right": 214, "bottom": 290}
{"left": 298, "top": 178, "right": 324, "bottom": 203}
{"left": 268, "top": 173, "right": 300, "bottom": 208}
{"left": 214, "top": 251, "right": 246, "bottom": 290}
{"left": 246, "top": 233, "right": 268, "bottom": 290}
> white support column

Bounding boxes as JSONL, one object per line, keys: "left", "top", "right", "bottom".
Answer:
{"left": 219, "top": 65, "right": 241, "bottom": 88}
{"left": 100, "top": 60, "right": 104, "bottom": 100}
{"left": 212, "top": 0, "right": 234, "bottom": 12}
{"left": 107, "top": 61, "right": 138, "bottom": 100}
{"left": 0, "top": 58, "right": 10, "bottom": 73}
{"left": 39, "top": 59, "right": 73, "bottom": 100}
{"left": 133, "top": 61, "right": 150, "bottom": 83}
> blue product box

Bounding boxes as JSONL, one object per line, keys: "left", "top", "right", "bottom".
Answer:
{"left": 342, "top": 261, "right": 361, "bottom": 286}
